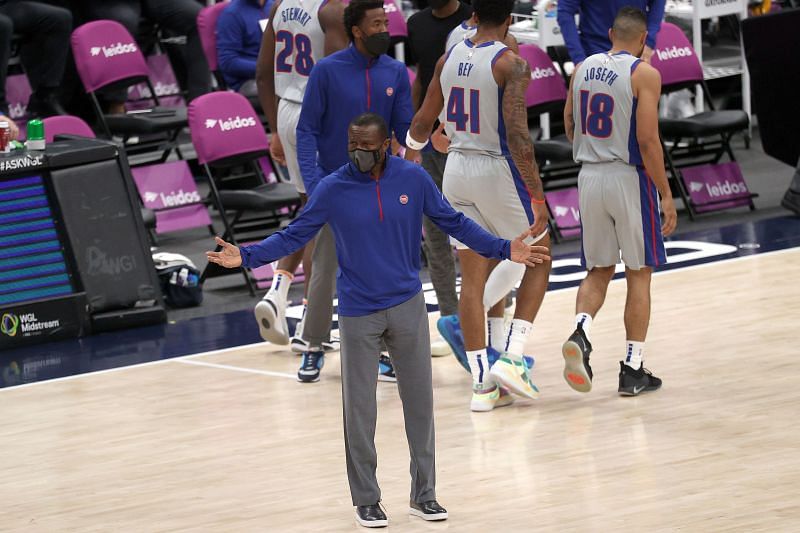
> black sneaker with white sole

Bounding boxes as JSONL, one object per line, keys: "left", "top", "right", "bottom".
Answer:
{"left": 618, "top": 362, "right": 662, "bottom": 396}
{"left": 409, "top": 500, "right": 448, "bottom": 521}
{"left": 297, "top": 351, "right": 324, "bottom": 383}
{"left": 562, "top": 325, "right": 593, "bottom": 393}
{"left": 355, "top": 503, "right": 388, "bottom": 528}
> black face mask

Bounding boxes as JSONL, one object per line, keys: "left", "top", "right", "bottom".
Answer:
{"left": 428, "top": 0, "right": 450, "bottom": 9}
{"left": 349, "top": 148, "right": 382, "bottom": 173}
{"left": 363, "top": 31, "right": 391, "bottom": 57}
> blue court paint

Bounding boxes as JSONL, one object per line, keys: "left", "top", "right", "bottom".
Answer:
{"left": 2, "top": 215, "right": 799, "bottom": 389}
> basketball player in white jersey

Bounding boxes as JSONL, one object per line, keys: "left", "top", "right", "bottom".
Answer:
{"left": 408, "top": 0, "right": 551, "bottom": 411}
{"left": 252, "top": 0, "right": 348, "bottom": 346}
{"left": 561, "top": 7, "right": 677, "bottom": 396}
{"left": 445, "top": 12, "right": 519, "bottom": 54}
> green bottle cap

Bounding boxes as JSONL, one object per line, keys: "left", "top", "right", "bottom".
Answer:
{"left": 27, "top": 119, "right": 45, "bottom": 141}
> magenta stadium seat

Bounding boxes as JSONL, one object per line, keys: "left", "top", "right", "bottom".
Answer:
{"left": 42, "top": 115, "right": 96, "bottom": 142}
{"left": 650, "top": 22, "right": 751, "bottom": 218}
{"left": 70, "top": 20, "right": 187, "bottom": 160}
{"left": 196, "top": 1, "right": 230, "bottom": 87}
{"left": 188, "top": 92, "right": 300, "bottom": 294}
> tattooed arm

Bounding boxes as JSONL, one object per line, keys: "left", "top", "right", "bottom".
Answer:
{"left": 496, "top": 52, "right": 549, "bottom": 238}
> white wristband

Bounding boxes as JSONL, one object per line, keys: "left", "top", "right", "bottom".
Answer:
{"left": 405, "top": 131, "right": 428, "bottom": 151}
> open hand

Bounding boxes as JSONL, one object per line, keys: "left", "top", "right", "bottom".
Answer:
{"left": 270, "top": 133, "right": 286, "bottom": 166}
{"left": 431, "top": 123, "right": 450, "bottom": 154}
{"left": 660, "top": 195, "right": 677, "bottom": 236}
{"left": 529, "top": 200, "right": 550, "bottom": 239}
{"left": 206, "top": 236, "right": 242, "bottom": 268}
{"left": 509, "top": 230, "right": 551, "bottom": 267}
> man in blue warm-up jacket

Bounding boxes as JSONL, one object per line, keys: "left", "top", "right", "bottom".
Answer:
{"left": 557, "top": 0, "right": 665, "bottom": 64}
{"left": 216, "top": 0, "right": 273, "bottom": 93}
{"left": 208, "top": 113, "right": 549, "bottom": 526}
{"left": 291, "top": 0, "right": 417, "bottom": 384}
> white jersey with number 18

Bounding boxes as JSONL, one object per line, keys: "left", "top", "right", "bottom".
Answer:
{"left": 272, "top": 0, "right": 327, "bottom": 104}
{"left": 571, "top": 51, "right": 643, "bottom": 166}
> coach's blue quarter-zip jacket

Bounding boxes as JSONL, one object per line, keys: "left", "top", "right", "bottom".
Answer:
{"left": 296, "top": 45, "right": 414, "bottom": 196}
{"left": 240, "top": 156, "right": 511, "bottom": 316}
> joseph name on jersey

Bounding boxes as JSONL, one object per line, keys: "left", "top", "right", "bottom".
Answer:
{"left": 273, "top": 0, "right": 327, "bottom": 104}
{"left": 440, "top": 39, "right": 510, "bottom": 157}
{"left": 571, "top": 51, "right": 642, "bottom": 166}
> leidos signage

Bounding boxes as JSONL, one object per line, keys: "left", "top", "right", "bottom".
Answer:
{"left": 530, "top": 67, "right": 557, "bottom": 80}
{"left": 204, "top": 116, "right": 258, "bottom": 132}
{"left": 90, "top": 42, "right": 138, "bottom": 58}
{"left": 655, "top": 45, "right": 694, "bottom": 62}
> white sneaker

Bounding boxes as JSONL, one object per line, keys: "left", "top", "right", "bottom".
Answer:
{"left": 470, "top": 383, "right": 500, "bottom": 412}
{"left": 430, "top": 336, "right": 451, "bottom": 357}
{"left": 254, "top": 295, "right": 289, "bottom": 345}
{"left": 494, "top": 386, "right": 515, "bottom": 408}
{"left": 489, "top": 354, "right": 540, "bottom": 400}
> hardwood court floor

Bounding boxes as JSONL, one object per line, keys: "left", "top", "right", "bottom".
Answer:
{"left": 1, "top": 250, "right": 799, "bottom": 532}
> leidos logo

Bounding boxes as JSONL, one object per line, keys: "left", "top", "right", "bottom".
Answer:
{"left": 699, "top": 180, "right": 748, "bottom": 197}
{"left": 91, "top": 42, "right": 138, "bottom": 58}
{"left": 656, "top": 45, "right": 693, "bottom": 62}
{"left": 1, "top": 313, "right": 20, "bottom": 337}
{"left": 146, "top": 189, "right": 201, "bottom": 207}
{"left": 531, "top": 67, "right": 556, "bottom": 80}
{"left": 554, "top": 205, "right": 580, "bottom": 220}
{"left": 206, "top": 116, "right": 258, "bottom": 131}
{"left": 689, "top": 182, "right": 704, "bottom": 193}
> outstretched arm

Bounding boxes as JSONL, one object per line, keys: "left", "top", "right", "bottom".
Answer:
{"left": 420, "top": 171, "right": 550, "bottom": 267}
{"left": 556, "top": 0, "right": 586, "bottom": 64}
{"left": 498, "top": 52, "right": 549, "bottom": 237}
{"left": 407, "top": 55, "right": 446, "bottom": 147}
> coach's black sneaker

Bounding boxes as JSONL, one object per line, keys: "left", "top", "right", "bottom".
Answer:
{"left": 355, "top": 503, "right": 388, "bottom": 528}
{"left": 297, "top": 351, "right": 324, "bottom": 383}
{"left": 618, "top": 362, "right": 662, "bottom": 396}
{"left": 409, "top": 500, "right": 448, "bottom": 521}
{"left": 562, "top": 325, "right": 593, "bottom": 393}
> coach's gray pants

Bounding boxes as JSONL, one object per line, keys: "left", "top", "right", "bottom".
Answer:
{"left": 302, "top": 224, "right": 337, "bottom": 347}
{"left": 421, "top": 151, "right": 459, "bottom": 317}
{"left": 338, "top": 291, "right": 436, "bottom": 506}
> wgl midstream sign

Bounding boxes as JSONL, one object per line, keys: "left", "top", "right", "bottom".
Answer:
{"left": 697, "top": 0, "right": 744, "bottom": 17}
{"left": 1, "top": 312, "right": 60, "bottom": 337}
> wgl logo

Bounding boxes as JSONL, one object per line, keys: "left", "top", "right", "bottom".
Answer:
{"left": 91, "top": 42, "right": 138, "bottom": 58}
{"left": 205, "top": 116, "right": 257, "bottom": 131}
{"left": 656, "top": 45, "right": 694, "bottom": 62}
{"left": 1, "top": 313, "right": 20, "bottom": 337}
{"left": 531, "top": 67, "right": 557, "bottom": 80}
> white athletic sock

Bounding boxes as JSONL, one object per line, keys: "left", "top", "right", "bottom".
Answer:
{"left": 487, "top": 317, "right": 505, "bottom": 352}
{"left": 466, "top": 348, "right": 490, "bottom": 386}
{"left": 505, "top": 319, "right": 533, "bottom": 356}
{"left": 267, "top": 269, "right": 293, "bottom": 302}
{"left": 624, "top": 340, "right": 644, "bottom": 369}
{"left": 483, "top": 261, "right": 526, "bottom": 311}
{"left": 575, "top": 313, "right": 593, "bottom": 340}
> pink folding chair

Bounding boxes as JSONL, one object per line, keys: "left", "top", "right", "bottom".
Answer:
{"left": 196, "top": 1, "right": 230, "bottom": 89}
{"left": 70, "top": 20, "right": 188, "bottom": 161}
{"left": 385, "top": 0, "right": 408, "bottom": 62}
{"left": 650, "top": 23, "right": 751, "bottom": 218}
{"left": 188, "top": 92, "right": 300, "bottom": 294}
{"left": 42, "top": 115, "right": 96, "bottom": 142}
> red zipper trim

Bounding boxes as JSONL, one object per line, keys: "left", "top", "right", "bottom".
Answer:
{"left": 375, "top": 181, "right": 383, "bottom": 221}
{"left": 365, "top": 60, "right": 372, "bottom": 110}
